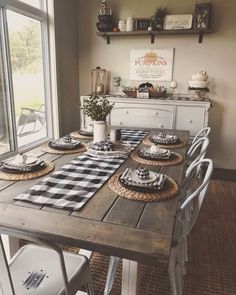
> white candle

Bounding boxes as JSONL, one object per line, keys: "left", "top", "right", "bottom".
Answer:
{"left": 170, "top": 80, "right": 177, "bottom": 89}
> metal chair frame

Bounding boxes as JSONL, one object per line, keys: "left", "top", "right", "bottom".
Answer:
{"left": 192, "top": 127, "right": 211, "bottom": 144}
{"left": 104, "top": 159, "right": 213, "bottom": 295}
{"left": 17, "top": 104, "right": 45, "bottom": 137}
{"left": 0, "top": 227, "right": 94, "bottom": 295}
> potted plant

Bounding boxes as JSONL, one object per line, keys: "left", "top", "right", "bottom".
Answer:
{"left": 155, "top": 7, "right": 168, "bottom": 30}
{"left": 83, "top": 94, "right": 114, "bottom": 142}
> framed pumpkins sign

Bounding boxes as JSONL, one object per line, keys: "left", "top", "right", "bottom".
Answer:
{"left": 129, "top": 48, "right": 174, "bottom": 81}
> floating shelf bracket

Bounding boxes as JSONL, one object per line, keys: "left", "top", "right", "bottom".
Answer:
{"left": 198, "top": 31, "right": 204, "bottom": 43}
{"left": 150, "top": 33, "right": 155, "bottom": 44}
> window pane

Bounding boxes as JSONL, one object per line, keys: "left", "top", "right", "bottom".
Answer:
{"left": 0, "top": 37, "right": 11, "bottom": 156}
{"left": 7, "top": 10, "right": 47, "bottom": 147}
{"left": 19, "top": 0, "right": 41, "bottom": 9}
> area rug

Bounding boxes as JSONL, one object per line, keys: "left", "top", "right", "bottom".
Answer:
{"left": 87, "top": 180, "right": 236, "bottom": 295}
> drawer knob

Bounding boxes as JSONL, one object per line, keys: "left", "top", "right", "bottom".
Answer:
{"left": 155, "top": 112, "right": 159, "bottom": 116}
{"left": 188, "top": 120, "right": 193, "bottom": 123}
{"left": 125, "top": 110, "right": 129, "bottom": 114}
{"left": 159, "top": 124, "right": 164, "bottom": 128}
{"left": 120, "top": 121, "right": 123, "bottom": 125}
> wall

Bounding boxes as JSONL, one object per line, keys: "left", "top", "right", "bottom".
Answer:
{"left": 78, "top": 0, "right": 236, "bottom": 169}
{"left": 54, "top": 0, "right": 80, "bottom": 136}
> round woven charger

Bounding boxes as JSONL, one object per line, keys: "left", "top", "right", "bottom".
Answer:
{"left": 70, "top": 131, "right": 93, "bottom": 140}
{"left": 0, "top": 161, "right": 54, "bottom": 181}
{"left": 142, "top": 137, "right": 188, "bottom": 149}
{"left": 41, "top": 143, "right": 87, "bottom": 154}
{"left": 109, "top": 174, "right": 179, "bottom": 202}
{"left": 131, "top": 150, "right": 183, "bottom": 166}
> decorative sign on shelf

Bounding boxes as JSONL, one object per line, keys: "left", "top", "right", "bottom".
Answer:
{"left": 163, "top": 15, "right": 193, "bottom": 30}
{"left": 130, "top": 48, "right": 174, "bottom": 81}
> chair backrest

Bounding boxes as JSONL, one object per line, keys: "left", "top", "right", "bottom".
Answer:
{"left": 192, "top": 127, "right": 211, "bottom": 144}
{"left": 187, "top": 137, "right": 209, "bottom": 170}
{"left": 0, "top": 228, "right": 70, "bottom": 295}
{"left": 179, "top": 158, "right": 214, "bottom": 239}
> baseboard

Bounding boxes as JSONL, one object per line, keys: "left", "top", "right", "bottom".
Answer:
{"left": 212, "top": 168, "right": 236, "bottom": 181}
{"left": 212, "top": 158, "right": 236, "bottom": 170}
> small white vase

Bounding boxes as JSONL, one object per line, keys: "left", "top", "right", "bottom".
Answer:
{"left": 93, "top": 121, "right": 107, "bottom": 142}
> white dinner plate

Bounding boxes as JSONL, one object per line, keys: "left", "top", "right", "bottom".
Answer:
{"left": 3, "top": 156, "right": 39, "bottom": 167}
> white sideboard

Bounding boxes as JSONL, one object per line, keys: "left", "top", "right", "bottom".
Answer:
{"left": 80, "top": 96, "right": 211, "bottom": 139}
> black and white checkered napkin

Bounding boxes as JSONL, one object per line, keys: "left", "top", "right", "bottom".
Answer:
{"left": 14, "top": 129, "right": 148, "bottom": 211}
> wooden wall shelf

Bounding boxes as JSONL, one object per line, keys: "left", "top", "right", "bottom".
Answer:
{"left": 97, "top": 29, "right": 213, "bottom": 44}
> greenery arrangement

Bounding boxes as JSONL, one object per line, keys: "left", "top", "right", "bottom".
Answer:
{"left": 155, "top": 7, "right": 168, "bottom": 29}
{"left": 83, "top": 94, "right": 114, "bottom": 121}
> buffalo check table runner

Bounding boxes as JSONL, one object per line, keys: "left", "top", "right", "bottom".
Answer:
{"left": 15, "top": 130, "right": 148, "bottom": 211}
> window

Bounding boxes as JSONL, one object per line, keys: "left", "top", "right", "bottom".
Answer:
{"left": 0, "top": 39, "right": 11, "bottom": 156}
{"left": 19, "top": 0, "right": 41, "bottom": 9}
{"left": 0, "top": 0, "right": 54, "bottom": 157}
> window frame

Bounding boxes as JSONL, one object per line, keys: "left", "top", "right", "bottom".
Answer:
{"left": 0, "top": 0, "right": 58, "bottom": 160}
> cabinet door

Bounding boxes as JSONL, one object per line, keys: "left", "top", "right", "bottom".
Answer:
{"left": 110, "top": 104, "right": 174, "bottom": 129}
{"left": 176, "top": 106, "right": 207, "bottom": 136}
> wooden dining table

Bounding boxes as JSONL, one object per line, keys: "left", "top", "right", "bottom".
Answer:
{"left": 0, "top": 129, "right": 189, "bottom": 295}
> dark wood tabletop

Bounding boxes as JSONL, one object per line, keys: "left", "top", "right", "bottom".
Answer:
{"left": 0, "top": 129, "right": 188, "bottom": 266}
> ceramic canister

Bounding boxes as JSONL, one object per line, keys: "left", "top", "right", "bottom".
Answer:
{"left": 126, "top": 17, "right": 134, "bottom": 31}
{"left": 118, "top": 20, "right": 126, "bottom": 32}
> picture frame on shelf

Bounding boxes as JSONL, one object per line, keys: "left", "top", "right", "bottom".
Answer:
{"left": 135, "top": 18, "right": 151, "bottom": 31}
{"left": 193, "top": 3, "right": 212, "bottom": 30}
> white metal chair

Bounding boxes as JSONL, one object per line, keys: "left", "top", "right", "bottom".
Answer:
{"left": 104, "top": 159, "right": 213, "bottom": 295}
{"left": 192, "top": 126, "right": 211, "bottom": 144}
{"left": 17, "top": 104, "right": 45, "bottom": 137}
{"left": 186, "top": 136, "right": 209, "bottom": 173}
{"left": 169, "top": 158, "right": 214, "bottom": 295}
{"left": 0, "top": 227, "right": 94, "bottom": 295}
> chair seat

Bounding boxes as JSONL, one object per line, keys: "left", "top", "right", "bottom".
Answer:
{"left": 9, "top": 244, "right": 89, "bottom": 295}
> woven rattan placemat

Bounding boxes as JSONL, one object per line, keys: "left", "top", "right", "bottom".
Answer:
{"left": 109, "top": 173, "right": 178, "bottom": 202}
{"left": 70, "top": 130, "right": 93, "bottom": 140}
{"left": 143, "top": 137, "right": 188, "bottom": 149}
{"left": 131, "top": 150, "right": 183, "bottom": 166}
{"left": 0, "top": 161, "right": 54, "bottom": 181}
{"left": 41, "top": 143, "right": 87, "bottom": 154}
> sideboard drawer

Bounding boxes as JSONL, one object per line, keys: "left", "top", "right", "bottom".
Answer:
{"left": 176, "top": 106, "right": 207, "bottom": 136}
{"left": 110, "top": 105, "right": 174, "bottom": 129}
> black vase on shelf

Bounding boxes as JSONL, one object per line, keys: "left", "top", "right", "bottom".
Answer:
{"left": 97, "top": 0, "right": 113, "bottom": 32}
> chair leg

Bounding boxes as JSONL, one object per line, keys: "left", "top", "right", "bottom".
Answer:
{"left": 168, "top": 251, "right": 178, "bottom": 295}
{"left": 169, "top": 244, "right": 185, "bottom": 295}
{"left": 85, "top": 282, "right": 95, "bottom": 295}
{"left": 184, "top": 237, "right": 188, "bottom": 264}
{"left": 175, "top": 263, "right": 183, "bottom": 295}
{"left": 85, "top": 269, "right": 95, "bottom": 295}
{"left": 104, "top": 256, "right": 120, "bottom": 295}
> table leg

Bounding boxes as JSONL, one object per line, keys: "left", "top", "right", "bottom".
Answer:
{"left": 122, "top": 259, "right": 140, "bottom": 295}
